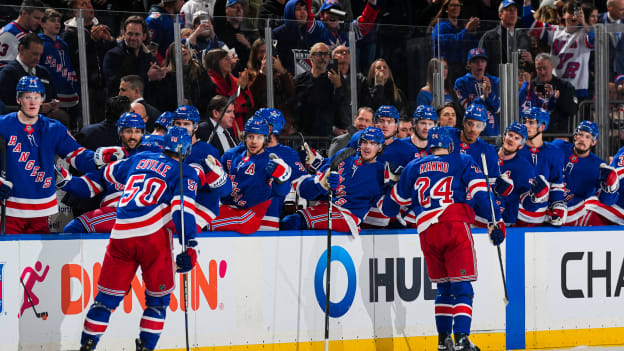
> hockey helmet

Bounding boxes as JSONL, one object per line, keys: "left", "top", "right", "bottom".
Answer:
{"left": 574, "top": 120, "right": 599, "bottom": 140}
{"left": 463, "top": 103, "right": 488, "bottom": 124}
{"left": 427, "top": 126, "right": 454, "bottom": 151}
{"left": 174, "top": 105, "right": 201, "bottom": 126}
{"left": 16, "top": 76, "right": 45, "bottom": 99}
{"left": 359, "top": 126, "right": 385, "bottom": 146}
{"left": 413, "top": 105, "right": 438, "bottom": 122}
{"left": 155, "top": 111, "right": 175, "bottom": 130}
{"left": 244, "top": 116, "right": 270, "bottom": 136}
{"left": 521, "top": 107, "right": 550, "bottom": 131}
{"left": 255, "top": 108, "right": 285, "bottom": 135}
{"left": 374, "top": 105, "right": 400, "bottom": 123}
{"left": 116, "top": 112, "right": 145, "bottom": 134}
{"left": 504, "top": 122, "right": 528, "bottom": 144}
{"left": 163, "top": 126, "right": 193, "bottom": 157}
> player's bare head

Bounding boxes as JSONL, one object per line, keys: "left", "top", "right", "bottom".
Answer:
{"left": 374, "top": 105, "right": 400, "bottom": 140}
{"left": 437, "top": 103, "right": 457, "bottom": 127}
{"left": 243, "top": 117, "right": 270, "bottom": 155}
{"left": 358, "top": 126, "right": 384, "bottom": 162}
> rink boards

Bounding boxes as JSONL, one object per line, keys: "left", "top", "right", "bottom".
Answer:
{"left": 0, "top": 226, "right": 622, "bottom": 350}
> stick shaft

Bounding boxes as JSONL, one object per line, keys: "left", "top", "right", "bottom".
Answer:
{"left": 324, "top": 192, "right": 332, "bottom": 344}
{"left": 178, "top": 150, "right": 190, "bottom": 351}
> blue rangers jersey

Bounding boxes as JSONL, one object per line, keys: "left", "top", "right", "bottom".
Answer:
{"left": 497, "top": 151, "right": 535, "bottom": 225}
{"left": 377, "top": 138, "right": 418, "bottom": 167}
{"left": 146, "top": 5, "right": 181, "bottom": 57}
{"left": 449, "top": 127, "right": 500, "bottom": 180}
{"left": 585, "top": 146, "right": 624, "bottom": 224}
{"left": 401, "top": 136, "right": 429, "bottom": 160}
{"left": 379, "top": 152, "right": 501, "bottom": 233}
{"left": 0, "top": 21, "right": 28, "bottom": 67}
{"left": 455, "top": 74, "right": 501, "bottom": 136}
{"left": 517, "top": 141, "right": 565, "bottom": 223}
{"left": 0, "top": 113, "right": 97, "bottom": 218}
{"left": 104, "top": 151, "right": 199, "bottom": 239}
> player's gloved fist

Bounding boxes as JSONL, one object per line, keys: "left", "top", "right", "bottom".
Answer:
{"left": 94, "top": 146, "right": 127, "bottom": 167}
{"left": 0, "top": 175, "right": 13, "bottom": 201}
{"left": 488, "top": 221, "right": 506, "bottom": 246}
{"left": 202, "top": 155, "right": 227, "bottom": 188}
{"left": 54, "top": 165, "right": 72, "bottom": 189}
{"left": 266, "top": 153, "right": 292, "bottom": 184}
{"left": 384, "top": 162, "right": 403, "bottom": 186}
{"left": 327, "top": 171, "right": 340, "bottom": 191}
{"left": 317, "top": 170, "right": 331, "bottom": 192}
{"left": 549, "top": 201, "right": 567, "bottom": 227}
{"left": 176, "top": 247, "right": 197, "bottom": 273}
{"left": 599, "top": 163, "right": 619, "bottom": 194}
{"left": 493, "top": 173, "right": 514, "bottom": 197}
{"left": 299, "top": 142, "right": 323, "bottom": 174}
{"left": 530, "top": 174, "right": 549, "bottom": 203}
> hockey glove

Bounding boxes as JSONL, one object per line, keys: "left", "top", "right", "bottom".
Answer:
{"left": 548, "top": 201, "right": 567, "bottom": 227}
{"left": 493, "top": 173, "right": 514, "bottom": 197}
{"left": 327, "top": 171, "right": 341, "bottom": 191}
{"left": 202, "top": 155, "right": 228, "bottom": 189}
{"left": 266, "top": 153, "right": 292, "bottom": 184}
{"left": 0, "top": 176, "right": 13, "bottom": 201}
{"left": 54, "top": 165, "right": 72, "bottom": 189}
{"left": 299, "top": 142, "right": 324, "bottom": 174}
{"left": 599, "top": 163, "right": 619, "bottom": 194}
{"left": 316, "top": 170, "right": 331, "bottom": 192}
{"left": 488, "top": 221, "right": 506, "bottom": 246}
{"left": 176, "top": 247, "right": 197, "bottom": 273}
{"left": 94, "top": 146, "right": 127, "bottom": 167}
{"left": 529, "top": 174, "right": 550, "bottom": 203}
{"left": 384, "top": 162, "right": 403, "bottom": 187}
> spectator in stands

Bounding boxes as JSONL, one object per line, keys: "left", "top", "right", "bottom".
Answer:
{"left": 62, "top": 0, "right": 116, "bottom": 123}
{"left": 204, "top": 48, "right": 254, "bottom": 136}
{"left": 272, "top": 0, "right": 314, "bottom": 75}
{"left": 196, "top": 95, "right": 238, "bottom": 155}
{"left": 437, "top": 102, "right": 459, "bottom": 127}
{"left": 417, "top": 57, "right": 457, "bottom": 107}
{"left": 294, "top": 42, "right": 347, "bottom": 137}
{"left": 119, "top": 75, "right": 161, "bottom": 133}
{"left": 430, "top": 0, "right": 481, "bottom": 83}
{"left": 75, "top": 95, "right": 130, "bottom": 151}
{"left": 365, "top": 58, "right": 407, "bottom": 114}
{"left": 533, "top": 4, "right": 560, "bottom": 26}
{"left": 397, "top": 116, "right": 413, "bottom": 139}
{"left": 256, "top": 0, "right": 286, "bottom": 31}
{"left": 583, "top": 2, "right": 598, "bottom": 95}
{"left": 0, "top": 0, "right": 44, "bottom": 68}
{"left": 327, "top": 106, "right": 374, "bottom": 157}
{"left": 39, "top": 8, "right": 80, "bottom": 129}
{"left": 309, "top": 0, "right": 379, "bottom": 50}
{"left": 598, "top": 0, "right": 624, "bottom": 78}
{"left": 455, "top": 48, "right": 501, "bottom": 136}
{"left": 332, "top": 45, "right": 368, "bottom": 128}
{"left": 0, "top": 33, "right": 61, "bottom": 117}
{"left": 181, "top": 0, "right": 217, "bottom": 28}
{"left": 246, "top": 38, "right": 297, "bottom": 134}
{"left": 214, "top": 0, "right": 260, "bottom": 74}
{"left": 528, "top": 53, "right": 577, "bottom": 133}
{"left": 183, "top": 11, "right": 225, "bottom": 62}
{"left": 478, "top": 0, "right": 533, "bottom": 77}
{"left": 149, "top": 42, "right": 216, "bottom": 115}
{"left": 103, "top": 16, "right": 159, "bottom": 97}
{"left": 146, "top": 0, "right": 185, "bottom": 58}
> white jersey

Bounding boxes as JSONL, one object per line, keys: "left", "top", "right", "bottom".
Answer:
{"left": 180, "top": 0, "right": 216, "bottom": 28}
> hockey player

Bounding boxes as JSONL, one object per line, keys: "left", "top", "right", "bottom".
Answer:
{"left": 0, "top": 76, "right": 123, "bottom": 234}
{"left": 404, "top": 105, "right": 437, "bottom": 158}
{"left": 454, "top": 48, "right": 501, "bottom": 136}
{"left": 377, "top": 126, "right": 505, "bottom": 351}
{"left": 141, "top": 110, "right": 175, "bottom": 150}
{"left": 281, "top": 126, "right": 386, "bottom": 234}
{"left": 79, "top": 126, "right": 200, "bottom": 351}
{"left": 516, "top": 107, "right": 566, "bottom": 226}
{"left": 210, "top": 117, "right": 292, "bottom": 234}
{"left": 551, "top": 121, "right": 610, "bottom": 225}
{"left": 583, "top": 146, "right": 623, "bottom": 225}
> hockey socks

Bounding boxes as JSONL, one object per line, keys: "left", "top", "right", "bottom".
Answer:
{"left": 434, "top": 282, "right": 453, "bottom": 334}
{"left": 451, "top": 282, "right": 474, "bottom": 335}
{"left": 81, "top": 291, "right": 123, "bottom": 347}
{"left": 139, "top": 294, "right": 170, "bottom": 350}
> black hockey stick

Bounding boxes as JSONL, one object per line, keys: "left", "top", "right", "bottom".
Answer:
{"left": 207, "top": 86, "right": 241, "bottom": 144}
{"left": 20, "top": 277, "right": 48, "bottom": 319}
{"left": 324, "top": 147, "right": 356, "bottom": 351}
{"left": 0, "top": 133, "right": 6, "bottom": 235}
{"left": 480, "top": 153, "right": 509, "bottom": 305}
{"left": 178, "top": 148, "right": 190, "bottom": 351}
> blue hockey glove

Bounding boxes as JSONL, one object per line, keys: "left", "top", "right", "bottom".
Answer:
{"left": 54, "top": 165, "right": 72, "bottom": 189}
{"left": 327, "top": 171, "right": 340, "bottom": 191}
{"left": 488, "top": 221, "right": 506, "bottom": 246}
{"left": 0, "top": 175, "right": 13, "bottom": 200}
{"left": 384, "top": 162, "right": 403, "bottom": 186}
{"left": 529, "top": 174, "right": 549, "bottom": 203}
{"left": 266, "top": 153, "right": 292, "bottom": 184}
{"left": 176, "top": 247, "right": 197, "bottom": 273}
{"left": 548, "top": 201, "right": 567, "bottom": 227}
{"left": 493, "top": 173, "right": 514, "bottom": 197}
{"left": 599, "top": 163, "right": 619, "bottom": 194}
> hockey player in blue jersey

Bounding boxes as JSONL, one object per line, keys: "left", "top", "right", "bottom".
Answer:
{"left": 377, "top": 126, "right": 505, "bottom": 351}
{"left": 454, "top": 48, "right": 501, "bottom": 136}
{"left": 404, "top": 105, "right": 436, "bottom": 158}
{"left": 281, "top": 126, "right": 386, "bottom": 235}
{"left": 516, "top": 107, "right": 566, "bottom": 226}
{"left": 141, "top": 110, "right": 175, "bottom": 150}
{"left": 0, "top": 76, "right": 123, "bottom": 234}
{"left": 210, "top": 117, "right": 292, "bottom": 234}
{"left": 80, "top": 126, "right": 200, "bottom": 351}
{"left": 583, "top": 144, "right": 623, "bottom": 226}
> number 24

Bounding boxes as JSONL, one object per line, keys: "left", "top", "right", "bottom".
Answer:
{"left": 414, "top": 176, "right": 454, "bottom": 208}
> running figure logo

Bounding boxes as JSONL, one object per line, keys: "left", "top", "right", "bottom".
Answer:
{"left": 18, "top": 261, "right": 49, "bottom": 318}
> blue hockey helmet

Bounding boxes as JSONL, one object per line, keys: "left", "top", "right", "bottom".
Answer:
{"left": 155, "top": 111, "right": 175, "bottom": 130}
{"left": 255, "top": 108, "right": 285, "bottom": 135}
{"left": 244, "top": 115, "right": 270, "bottom": 136}
{"left": 575, "top": 120, "right": 599, "bottom": 140}
{"left": 116, "top": 112, "right": 145, "bottom": 134}
{"left": 413, "top": 105, "right": 438, "bottom": 122}
{"left": 16, "top": 76, "right": 45, "bottom": 99}
{"left": 163, "top": 126, "right": 193, "bottom": 157}
{"left": 463, "top": 103, "right": 488, "bottom": 124}
{"left": 374, "top": 105, "right": 400, "bottom": 123}
{"left": 359, "top": 126, "right": 385, "bottom": 146}
{"left": 504, "top": 121, "right": 528, "bottom": 143}
{"left": 521, "top": 107, "right": 550, "bottom": 131}
{"left": 348, "top": 130, "right": 363, "bottom": 149}
{"left": 427, "top": 126, "right": 454, "bottom": 151}
{"left": 174, "top": 105, "right": 201, "bottom": 125}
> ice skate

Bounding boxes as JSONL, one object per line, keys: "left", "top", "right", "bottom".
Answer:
{"left": 438, "top": 332, "right": 455, "bottom": 350}
{"left": 79, "top": 338, "right": 96, "bottom": 351}
{"left": 135, "top": 338, "right": 153, "bottom": 351}
{"left": 454, "top": 333, "right": 480, "bottom": 351}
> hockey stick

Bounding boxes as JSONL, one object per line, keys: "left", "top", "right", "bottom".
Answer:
{"left": 480, "top": 153, "right": 509, "bottom": 305}
{"left": 177, "top": 148, "right": 190, "bottom": 351}
{"left": 20, "top": 277, "right": 48, "bottom": 319}
{"left": 0, "top": 133, "right": 5, "bottom": 235}
{"left": 324, "top": 147, "right": 357, "bottom": 351}
{"left": 207, "top": 86, "right": 241, "bottom": 144}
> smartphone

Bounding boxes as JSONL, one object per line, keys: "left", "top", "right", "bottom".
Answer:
{"left": 535, "top": 84, "right": 546, "bottom": 95}
{"left": 328, "top": 59, "right": 338, "bottom": 73}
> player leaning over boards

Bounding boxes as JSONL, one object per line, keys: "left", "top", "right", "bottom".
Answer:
{"left": 80, "top": 127, "right": 200, "bottom": 351}
{"left": 377, "top": 126, "right": 505, "bottom": 351}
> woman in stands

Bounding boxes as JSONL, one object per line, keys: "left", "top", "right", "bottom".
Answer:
{"left": 364, "top": 58, "right": 407, "bottom": 114}
{"left": 417, "top": 57, "right": 458, "bottom": 107}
